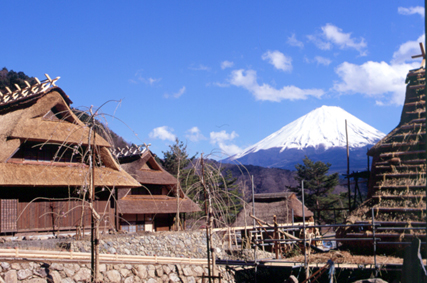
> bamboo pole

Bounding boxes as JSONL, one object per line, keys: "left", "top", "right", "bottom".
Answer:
{"left": 346, "top": 120, "right": 351, "bottom": 212}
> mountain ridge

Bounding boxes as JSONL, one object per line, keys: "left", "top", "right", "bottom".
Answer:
{"left": 225, "top": 105, "right": 385, "bottom": 173}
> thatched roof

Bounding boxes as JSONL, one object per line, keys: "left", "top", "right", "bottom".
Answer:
{"left": 233, "top": 192, "right": 313, "bottom": 227}
{"left": 119, "top": 150, "right": 178, "bottom": 186}
{"left": 0, "top": 87, "right": 140, "bottom": 188}
{"left": 0, "top": 89, "right": 110, "bottom": 148}
{"left": 254, "top": 192, "right": 294, "bottom": 202}
{"left": 118, "top": 195, "right": 201, "bottom": 214}
{"left": 0, "top": 161, "right": 139, "bottom": 188}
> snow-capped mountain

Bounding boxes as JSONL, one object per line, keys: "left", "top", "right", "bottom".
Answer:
{"left": 225, "top": 105, "right": 385, "bottom": 173}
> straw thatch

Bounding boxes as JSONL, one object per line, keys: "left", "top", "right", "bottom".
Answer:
{"left": 0, "top": 163, "right": 139, "bottom": 187}
{"left": 118, "top": 195, "right": 201, "bottom": 214}
{"left": 233, "top": 192, "right": 313, "bottom": 227}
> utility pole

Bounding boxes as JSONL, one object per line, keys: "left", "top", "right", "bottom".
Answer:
{"left": 302, "top": 180, "right": 309, "bottom": 280}
{"left": 201, "top": 155, "right": 212, "bottom": 283}
{"left": 346, "top": 120, "right": 351, "bottom": 212}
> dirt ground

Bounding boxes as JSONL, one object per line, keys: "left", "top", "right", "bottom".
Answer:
{"left": 286, "top": 250, "right": 408, "bottom": 265}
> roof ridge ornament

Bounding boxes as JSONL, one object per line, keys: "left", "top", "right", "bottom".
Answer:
{"left": 111, "top": 144, "right": 149, "bottom": 159}
{"left": 411, "top": 42, "right": 425, "bottom": 68}
{"left": 0, "top": 73, "right": 60, "bottom": 106}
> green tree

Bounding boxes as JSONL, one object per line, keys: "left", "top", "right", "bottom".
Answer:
{"left": 288, "top": 156, "right": 341, "bottom": 224}
{"left": 0, "top": 67, "right": 36, "bottom": 92}
{"left": 160, "top": 138, "right": 196, "bottom": 177}
{"left": 160, "top": 140, "right": 243, "bottom": 227}
{"left": 188, "top": 160, "right": 243, "bottom": 227}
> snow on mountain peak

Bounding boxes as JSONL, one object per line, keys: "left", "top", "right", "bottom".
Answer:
{"left": 233, "top": 105, "right": 385, "bottom": 159}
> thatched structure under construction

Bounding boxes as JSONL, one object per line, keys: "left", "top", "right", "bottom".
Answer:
{"left": 338, "top": 60, "right": 426, "bottom": 252}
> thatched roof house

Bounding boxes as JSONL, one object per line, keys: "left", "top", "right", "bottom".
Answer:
{"left": 112, "top": 146, "right": 201, "bottom": 232}
{"left": 0, "top": 75, "right": 140, "bottom": 234}
{"left": 338, "top": 60, "right": 426, "bottom": 252}
{"left": 234, "top": 192, "right": 313, "bottom": 227}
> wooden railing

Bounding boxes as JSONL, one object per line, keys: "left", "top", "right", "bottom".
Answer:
{"left": 0, "top": 248, "right": 208, "bottom": 265}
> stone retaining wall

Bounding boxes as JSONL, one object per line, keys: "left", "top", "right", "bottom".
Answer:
{"left": 0, "top": 231, "right": 236, "bottom": 282}
{"left": 0, "top": 231, "right": 224, "bottom": 260}
{"left": 71, "top": 231, "right": 224, "bottom": 259}
{"left": 0, "top": 260, "right": 234, "bottom": 283}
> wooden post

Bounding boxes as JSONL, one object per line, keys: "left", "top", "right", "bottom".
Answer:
{"left": 228, "top": 227, "right": 232, "bottom": 250}
{"left": 273, "top": 215, "right": 279, "bottom": 259}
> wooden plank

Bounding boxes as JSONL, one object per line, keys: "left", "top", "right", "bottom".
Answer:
{"left": 379, "top": 150, "right": 425, "bottom": 157}
{"left": 374, "top": 207, "right": 425, "bottom": 212}
{"left": 405, "top": 101, "right": 426, "bottom": 107}
{"left": 374, "top": 185, "right": 425, "bottom": 189}
{"left": 372, "top": 195, "right": 426, "bottom": 199}
{"left": 379, "top": 142, "right": 425, "bottom": 148}
{"left": 376, "top": 172, "right": 425, "bottom": 177}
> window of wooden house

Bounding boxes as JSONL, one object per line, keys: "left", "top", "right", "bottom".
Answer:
{"left": 132, "top": 185, "right": 163, "bottom": 196}
{"left": 42, "top": 105, "right": 74, "bottom": 123}
{"left": 121, "top": 221, "right": 145, "bottom": 233}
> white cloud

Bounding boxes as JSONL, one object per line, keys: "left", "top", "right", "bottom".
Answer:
{"left": 149, "top": 126, "right": 176, "bottom": 141}
{"left": 229, "top": 69, "right": 324, "bottom": 102}
{"left": 308, "top": 24, "right": 367, "bottom": 56}
{"left": 398, "top": 6, "right": 424, "bottom": 17}
{"left": 129, "top": 70, "right": 162, "bottom": 85}
{"left": 314, "top": 56, "right": 332, "bottom": 66}
{"left": 164, "top": 86, "right": 186, "bottom": 99}
{"left": 391, "top": 34, "right": 425, "bottom": 64}
{"left": 211, "top": 82, "right": 230, "bottom": 87}
{"left": 189, "top": 64, "right": 211, "bottom": 71}
{"left": 333, "top": 61, "right": 419, "bottom": 105}
{"left": 321, "top": 24, "right": 367, "bottom": 56}
{"left": 147, "top": 78, "right": 161, "bottom": 85}
{"left": 287, "top": 34, "right": 304, "bottom": 48}
{"left": 210, "top": 130, "right": 238, "bottom": 144}
{"left": 333, "top": 33, "right": 425, "bottom": 105}
{"left": 307, "top": 34, "right": 331, "bottom": 50}
{"left": 221, "top": 60, "right": 234, "bottom": 69}
{"left": 262, "top": 50, "right": 293, "bottom": 72}
{"left": 186, "top": 127, "right": 206, "bottom": 142}
{"left": 210, "top": 130, "right": 242, "bottom": 156}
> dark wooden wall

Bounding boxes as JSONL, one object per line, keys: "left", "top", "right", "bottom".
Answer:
{"left": 0, "top": 199, "right": 113, "bottom": 234}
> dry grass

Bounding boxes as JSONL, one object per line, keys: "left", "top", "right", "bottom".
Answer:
{"left": 287, "top": 250, "right": 407, "bottom": 265}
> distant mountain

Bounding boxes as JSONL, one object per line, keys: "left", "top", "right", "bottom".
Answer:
{"left": 224, "top": 105, "right": 385, "bottom": 173}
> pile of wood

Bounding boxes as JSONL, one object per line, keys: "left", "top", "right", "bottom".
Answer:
{"left": 338, "top": 62, "right": 426, "bottom": 253}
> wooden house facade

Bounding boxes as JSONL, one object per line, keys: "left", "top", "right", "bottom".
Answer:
{"left": 0, "top": 75, "right": 140, "bottom": 234}
{"left": 112, "top": 146, "right": 201, "bottom": 232}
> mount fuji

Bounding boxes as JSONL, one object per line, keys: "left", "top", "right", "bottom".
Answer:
{"left": 224, "top": 105, "right": 386, "bottom": 173}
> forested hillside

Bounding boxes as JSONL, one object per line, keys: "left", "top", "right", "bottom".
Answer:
{"left": 0, "top": 68, "right": 36, "bottom": 92}
{"left": 213, "top": 161, "right": 298, "bottom": 200}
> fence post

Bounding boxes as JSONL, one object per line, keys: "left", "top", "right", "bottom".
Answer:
{"left": 274, "top": 215, "right": 279, "bottom": 259}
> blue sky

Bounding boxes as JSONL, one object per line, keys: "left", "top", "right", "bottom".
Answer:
{"left": 1, "top": 1, "right": 424, "bottom": 160}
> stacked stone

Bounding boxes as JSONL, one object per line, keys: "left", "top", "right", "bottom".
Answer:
{"left": 71, "top": 232, "right": 224, "bottom": 259}
{"left": 0, "top": 261, "right": 234, "bottom": 283}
